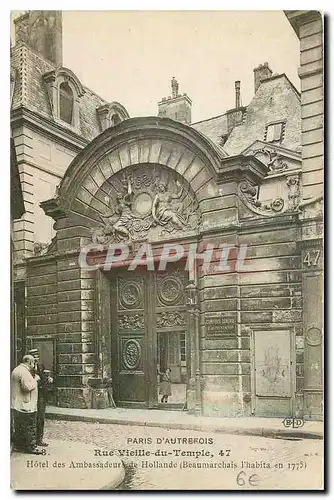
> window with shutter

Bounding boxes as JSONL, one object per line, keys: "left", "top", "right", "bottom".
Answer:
{"left": 265, "top": 122, "right": 284, "bottom": 143}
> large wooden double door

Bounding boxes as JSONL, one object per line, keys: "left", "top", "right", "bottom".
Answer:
{"left": 110, "top": 268, "right": 188, "bottom": 408}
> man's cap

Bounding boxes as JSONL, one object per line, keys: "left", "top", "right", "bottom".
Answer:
{"left": 28, "top": 348, "right": 39, "bottom": 355}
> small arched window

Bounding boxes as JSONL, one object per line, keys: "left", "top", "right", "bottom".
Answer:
{"left": 59, "top": 82, "right": 74, "bottom": 124}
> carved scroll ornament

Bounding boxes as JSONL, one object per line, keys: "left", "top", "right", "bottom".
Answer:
{"left": 238, "top": 181, "right": 284, "bottom": 216}
{"left": 249, "top": 147, "right": 288, "bottom": 173}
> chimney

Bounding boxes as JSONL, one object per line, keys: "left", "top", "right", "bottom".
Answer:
{"left": 14, "top": 11, "right": 62, "bottom": 66}
{"left": 253, "top": 62, "right": 273, "bottom": 93}
{"left": 235, "top": 80, "right": 241, "bottom": 108}
{"left": 225, "top": 79, "right": 246, "bottom": 137}
{"left": 158, "top": 78, "right": 192, "bottom": 125}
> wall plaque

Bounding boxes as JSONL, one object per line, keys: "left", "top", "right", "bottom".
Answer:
{"left": 205, "top": 314, "right": 236, "bottom": 338}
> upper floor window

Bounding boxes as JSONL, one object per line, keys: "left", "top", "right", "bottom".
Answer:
{"left": 59, "top": 82, "right": 74, "bottom": 124}
{"left": 265, "top": 121, "right": 285, "bottom": 143}
{"left": 43, "top": 67, "right": 85, "bottom": 130}
{"left": 97, "top": 102, "right": 130, "bottom": 132}
{"left": 110, "top": 113, "right": 121, "bottom": 126}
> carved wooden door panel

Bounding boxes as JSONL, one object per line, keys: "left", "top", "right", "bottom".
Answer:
{"left": 111, "top": 273, "right": 149, "bottom": 407}
{"left": 111, "top": 267, "right": 187, "bottom": 407}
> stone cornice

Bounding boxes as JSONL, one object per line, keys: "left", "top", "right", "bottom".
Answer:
{"left": 217, "top": 155, "right": 268, "bottom": 185}
{"left": 298, "top": 62, "right": 323, "bottom": 79}
{"left": 238, "top": 212, "right": 300, "bottom": 232}
{"left": 285, "top": 10, "right": 322, "bottom": 39}
{"left": 10, "top": 106, "right": 88, "bottom": 151}
{"left": 241, "top": 140, "right": 302, "bottom": 162}
{"left": 40, "top": 196, "right": 67, "bottom": 220}
{"left": 158, "top": 94, "right": 192, "bottom": 106}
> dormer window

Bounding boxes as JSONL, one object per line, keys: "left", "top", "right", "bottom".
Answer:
{"left": 97, "top": 102, "right": 130, "bottom": 132}
{"left": 43, "top": 67, "right": 85, "bottom": 130}
{"left": 110, "top": 113, "right": 121, "bottom": 126}
{"left": 59, "top": 82, "right": 74, "bottom": 124}
{"left": 265, "top": 121, "right": 285, "bottom": 143}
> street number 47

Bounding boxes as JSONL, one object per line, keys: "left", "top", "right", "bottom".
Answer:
{"left": 303, "top": 250, "right": 321, "bottom": 268}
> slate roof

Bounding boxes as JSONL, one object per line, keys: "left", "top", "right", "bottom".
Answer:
{"left": 10, "top": 41, "right": 107, "bottom": 141}
{"left": 191, "top": 74, "right": 301, "bottom": 156}
{"left": 224, "top": 74, "right": 301, "bottom": 156}
{"left": 192, "top": 113, "right": 228, "bottom": 148}
{"left": 10, "top": 41, "right": 301, "bottom": 156}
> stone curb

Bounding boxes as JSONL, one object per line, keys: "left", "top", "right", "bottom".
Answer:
{"left": 46, "top": 411, "right": 323, "bottom": 440}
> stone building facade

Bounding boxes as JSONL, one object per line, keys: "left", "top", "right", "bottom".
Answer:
{"left": 286, "top": 10, "right": 324, "bottom": 421}
{"left": 11, "top": 11, "right": 323, "bottom": 419}
{"left": 11, "top": 132, "right": 25, "bottom": 371}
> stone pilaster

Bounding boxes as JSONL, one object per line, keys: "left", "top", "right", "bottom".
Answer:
{"left": 285, "top": 11, "right": 324, "bottom": 420}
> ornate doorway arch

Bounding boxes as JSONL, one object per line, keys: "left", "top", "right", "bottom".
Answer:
{"left": 44, "top": 116, "right": 223, "bottom": 227}
{"left": 41, "top": 117, "right": 226, "bottom": 411}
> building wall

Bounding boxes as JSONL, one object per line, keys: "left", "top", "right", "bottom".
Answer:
{"left": 286, "top": 11, "right": 324, "bottom": 421}
{"left": 15, "top": 10, "right": 322, "bottom": 419}
{"left": 24, "top": 122, "right": 305, "bottom": 415}
{"left": 299, "top": 16, "right": 324, "bottom": 200}
{"left": 12, "top": 124, "right": 78, "bottom": 262}
{"left": 224, "top": 76, "right": 301, "bottom": 156}
{"left": 198, "top": 221, "right": 302, "bottom": 417}
{"left": 285, "top": 11, "right": 324, "bottom": 420}
{"left": 26, "top": 213, "right": 302, "bottom": 415}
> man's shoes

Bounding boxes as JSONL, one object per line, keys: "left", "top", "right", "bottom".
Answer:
{"left": 37, "top": 441, "right": 49, "bottom": 447}
{"left": 24, "top": 448, "right": 44, "bottom": 455}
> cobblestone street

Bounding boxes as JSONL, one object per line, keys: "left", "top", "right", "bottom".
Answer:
{"left": 45, "top": 420, "right": 323, "bottom": 490}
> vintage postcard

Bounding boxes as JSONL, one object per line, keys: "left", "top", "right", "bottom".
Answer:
{"left": 10, "top": 10, "right": 324, "bottom": 490}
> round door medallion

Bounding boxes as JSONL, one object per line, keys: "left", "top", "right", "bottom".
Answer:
{"left": 123, "top": 339, "right": 141, "bottom": 370}
{"left": 120, "top": 281, "right": 142, "bottom": 309}
{"left": 305, "top": 326, "right": 322, "bottom": 347}
{"left": 158, "top": 276, "right": 183, "bottom": 305}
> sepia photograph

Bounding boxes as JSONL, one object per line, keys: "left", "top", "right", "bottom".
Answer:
{"left": 9, "top": 9, "right": 324, "bottom": 491}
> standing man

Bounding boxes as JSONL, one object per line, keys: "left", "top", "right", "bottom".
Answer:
{"left": 11, "top": 355, "right": 41, "bottom": 454}
{"left": 28, "top": 348, "right": 53, "bottom": 447}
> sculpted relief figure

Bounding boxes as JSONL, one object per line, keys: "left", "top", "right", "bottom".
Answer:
{"left": 92, "top": 166, "right": 199, "bottom": 244}
{"left": 92, "top": 173, "right": 134, "bottom": 244}
{"left": 152, "top": 181, "right": 189, "bottom": 231}
{"left": 112, "top": 175, "right": 134, "bottom": 241}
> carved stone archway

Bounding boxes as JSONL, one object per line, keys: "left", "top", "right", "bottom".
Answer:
{"left": 39, "top": 117, "right": 228, "bottom": 411}
{"left": 45, "top": 117, "right": 224, "bottom": 225}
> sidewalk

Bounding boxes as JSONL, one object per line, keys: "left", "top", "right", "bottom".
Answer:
{"left": 46, "top": 406, "right": 323, "bottom": 440}
{"left": 11, "top": 439, "right": 124, "bottom": 490}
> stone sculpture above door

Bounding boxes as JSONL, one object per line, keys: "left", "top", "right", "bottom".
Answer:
{"left": 91, "top": 164, "right": 201, "bottom": 244}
